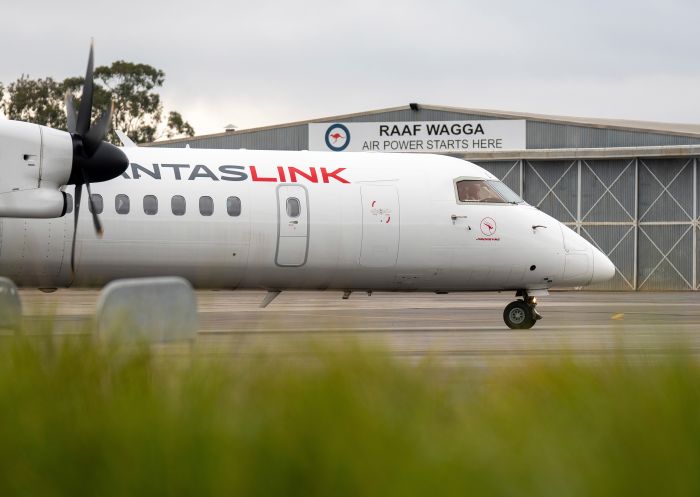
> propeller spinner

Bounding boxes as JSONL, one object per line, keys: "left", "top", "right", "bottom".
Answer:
{"left": 64, "top": 42, "right": 129, "bottom": 277}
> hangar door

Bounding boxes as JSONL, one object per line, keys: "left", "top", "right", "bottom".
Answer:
{"left": 478, "top": 157, "right": 699, "bottom": 291}
{"left": 360, "top": 185, "right": 400, "bottom": 268}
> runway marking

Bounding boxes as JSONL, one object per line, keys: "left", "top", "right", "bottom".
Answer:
{"left": 611, "top": 313, "right": 625, "bottom": 320}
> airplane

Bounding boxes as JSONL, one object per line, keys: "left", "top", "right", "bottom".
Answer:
{"left": 0, "top": 45, "right": 615, "bottom": 330}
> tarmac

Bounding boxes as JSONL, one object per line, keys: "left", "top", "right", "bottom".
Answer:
{"left": 17, "top": 289, "right": 700, "bottom": 366}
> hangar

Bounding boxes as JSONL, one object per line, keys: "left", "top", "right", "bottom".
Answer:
{"left": 149, "top": 104, "right": 700, "bottom": 291}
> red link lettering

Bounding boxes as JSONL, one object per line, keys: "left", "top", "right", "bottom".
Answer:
{"left": 250, "top": 166, "right": 277, "bottom": 182}
{"left": 320, "top": 167, "right": 349, "bottom": 184}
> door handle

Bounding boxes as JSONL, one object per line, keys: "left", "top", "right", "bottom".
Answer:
{"left": 451, "top": 214, "right": 468, "bottom": 224}
{"left": 290, "top": 220, "right": 298, "bottom": 224}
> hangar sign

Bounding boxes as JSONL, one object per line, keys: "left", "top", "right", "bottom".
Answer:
{"left": 308, "top": 120, "right": 526, "bottom": 153}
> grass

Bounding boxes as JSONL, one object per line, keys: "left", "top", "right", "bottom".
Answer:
{"left": 0, "top": 334, "right": 699, "bottom": 497}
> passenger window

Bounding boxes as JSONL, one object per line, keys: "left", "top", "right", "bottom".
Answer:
{"left": 286, "top": 197, "right": 301, "bottom": 218}
{"left": 227, "top": 196, "right": 241, "bottom": 217}
{"left": 143, "top": 195, "right": 158, "bottom": 215}
{"left": 88, "top": 194, "right": 103, "bottom": 214}
{"left": 64, "top": 193, "right": 73, "bottom": 214}
{"left": 171, "top": 195, "right": 186, "bottom": 216}
{"left": 455, "top": 180, "right": 504, "bottom": 203}
{"left": 115, "top": 194, "right": 130, "bottom": 214}
{"left": 199, "top": 196, "right": 214, "bottom": 216}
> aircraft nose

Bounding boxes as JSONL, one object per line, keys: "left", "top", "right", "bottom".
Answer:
{"left": 591, "top": 248, "right": 616, "bottom": 284}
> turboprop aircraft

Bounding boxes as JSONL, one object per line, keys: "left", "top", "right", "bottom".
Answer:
{"left": 0, "top": 45, "right": 615, "bottom": 329}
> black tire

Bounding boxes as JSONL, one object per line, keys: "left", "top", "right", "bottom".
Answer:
{"left": 503, "top": 300, "right": 536, "bottom": 330}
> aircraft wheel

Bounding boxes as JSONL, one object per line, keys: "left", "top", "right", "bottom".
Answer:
{"left": 503, "top": 300, "right": 536, "bottom": 330}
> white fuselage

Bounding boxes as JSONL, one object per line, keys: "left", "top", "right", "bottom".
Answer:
{"left": 0, "top": 147, "right": 614, "bottom": 291}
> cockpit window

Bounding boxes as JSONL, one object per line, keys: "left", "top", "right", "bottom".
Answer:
{"left": 487, "top": 180, "right": 524, "bottom": 203}
{"left": 455, "top": 179, "right": 524, "bottom": 204}
{"left": 456, "top": 180, "right": 503, "bottom": 203}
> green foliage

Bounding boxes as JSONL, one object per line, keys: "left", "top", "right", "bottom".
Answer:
{"left": 166, "top": 111, "right": 195, "bottom": 140}
{"left": 95, "top": 60, "right": 165, "bottom": 144}
{"left": 0, "top": 76, "right": 68, "bottom": 129}
{"left": 0, "top": 336, "right": 699, "bottom": 497}
{"left": 0, "top": 61, "right": 195, "bottom": 144}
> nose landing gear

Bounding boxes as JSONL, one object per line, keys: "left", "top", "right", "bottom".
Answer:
{"left": 503, "top": 291, "right": 542, "bottom": 329}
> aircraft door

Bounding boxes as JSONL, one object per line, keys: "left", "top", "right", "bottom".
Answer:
{"left": 360, "top": 185, "right": 400, "bottom": 268}
{"left": 276, "top": 185, "right": 309, "bottom": 267}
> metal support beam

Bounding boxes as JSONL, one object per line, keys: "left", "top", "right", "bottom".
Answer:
{"left": 519, "top": 159, "right": 524, "bottom": 198}
{"left": 634, "top": 158, "right": 639, "bottom": 290}
{"left": 694, "top": 158, "right": 698, "bottom": 290}
{"left": 577, "top": 159, "right": 582, "bottom": 234}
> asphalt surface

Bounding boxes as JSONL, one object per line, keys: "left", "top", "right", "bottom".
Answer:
{"left": 17, "top": 289, "right": 700, "bottom": 365}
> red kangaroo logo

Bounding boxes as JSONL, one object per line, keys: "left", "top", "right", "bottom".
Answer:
{"left": 329, "top": 132, "right": 345, "bottom": 143}
{"left": 480, "top": 217, "right": 496, "bottom": 236}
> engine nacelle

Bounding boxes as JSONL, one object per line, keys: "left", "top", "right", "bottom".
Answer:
{"left": 0, "top": 188, "right": 68, "bottom": 218}
{"left": 0, "top": 120, "right": 73, "bottom": 218}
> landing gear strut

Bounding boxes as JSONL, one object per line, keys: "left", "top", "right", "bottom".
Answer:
{"left": 503, "top": 291, "right": 542, "bottom": 330}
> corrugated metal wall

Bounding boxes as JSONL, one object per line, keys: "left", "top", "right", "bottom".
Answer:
{"left": 476, "top": 157, "right": 699, "bottom": 291}
{"left": 164, "top": 125, "right": 308, "bottom": 150}
{"left": 526, "top": 122, "right": 700, "bottom": 149}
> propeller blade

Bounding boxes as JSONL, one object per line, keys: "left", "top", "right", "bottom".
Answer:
{"left": 65, "top": 92, "right": 77, "bottom": 133}
{"left": 84, "top": 101, "right": 113, "bottom": 157}
{"left": 84, "top": 179, "right": 104, "bottom": 237}
{"left": 76, "top": 41, "right": 95, "bottom": 136}
{"left": 71, "top": 185, "right": 82, "bottom": 277}
{"left": 67, "top": 41, "right": 128, "bottom": 187}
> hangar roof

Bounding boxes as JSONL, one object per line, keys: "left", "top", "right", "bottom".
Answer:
{"left": 150, "top": 103, "right": 700, "bottom": 147}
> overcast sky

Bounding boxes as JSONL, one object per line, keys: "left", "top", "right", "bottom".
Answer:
{"left": 1, "top": 0, "right": 699, "bottom": 136}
